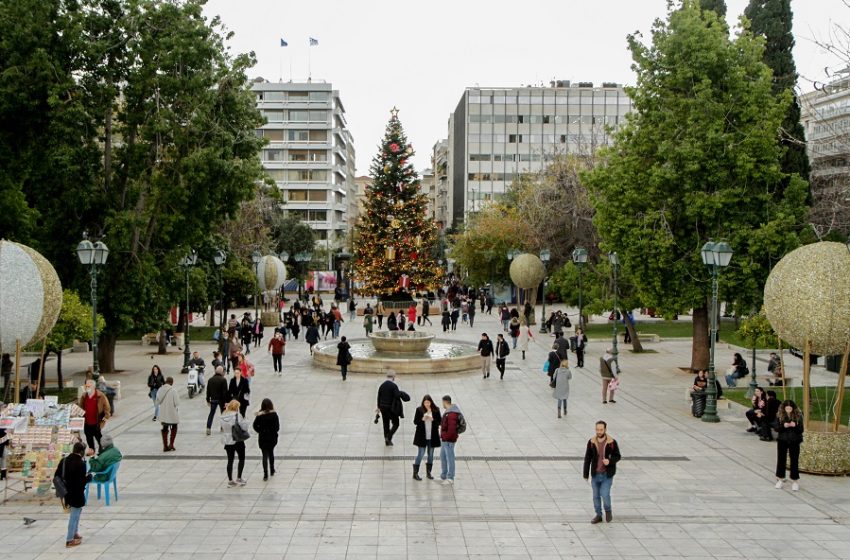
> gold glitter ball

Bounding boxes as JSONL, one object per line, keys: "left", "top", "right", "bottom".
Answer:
{"left": 509, "top": 253, "right": 545, "bottom": 289}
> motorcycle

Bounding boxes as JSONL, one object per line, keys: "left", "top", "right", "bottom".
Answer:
{"left": 187, "top": 365, "right": 205, "bottom": 399}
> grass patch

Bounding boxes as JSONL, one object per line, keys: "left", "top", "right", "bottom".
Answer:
{"left": 582, "top": 318, "right": 772, "bottom": 348}
{"left": 724, "top": 387, "right": 850, "bottom": 426}
{"left": 42, "top": 387, "right": 79, "bottom": 404}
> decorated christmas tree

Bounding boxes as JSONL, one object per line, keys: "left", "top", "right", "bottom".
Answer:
{"left": 353, "top": 109, "right": 441, "bottom": 298}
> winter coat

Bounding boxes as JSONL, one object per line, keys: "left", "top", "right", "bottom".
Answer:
{"left": 253, "top": 411, "right": 280, "bottom": 448}
{"left": 495, "top": 340, "right": 510, "bottom": 359}
{"left": 206, "top": 373, "right": 229, "bottom": 403}
{"left": 228, "top": 376, "right": 250, "bottom": 404}
{"left": 88, "top": 445, "right": 122, "bottom": 482}
{"left": 509, "top": 319, "right": 520, "bottom": 338}
{"left": 336, "top": 341, "right": 351, "bottom": 366}
{"left": 78, "top": 390, "right": 111, "bottom": 427}
{"left": 519, "top": 328, "right": 531, "bottom": 351}
{"left": 440, "top": 405, "right": 462, "bottom": 443}
{"left": 775, "top": 415, "right": 804, "bottom": 445}
{"left": 55, "top": 452, "right": 91, "bottom": 509}
{"left": 546, "top": 351, "right": 561, "bottom": 377}
{"left": 552, "top": 367, "right": 572, "bottom": 400}
{"left": 478, "top": 339, "right": 494, "bottom": 357}
{"left": 582, "top": 436, "right": 621, "bottom": 479}
{"left": 155, "top": 383, "right": 179, "bottom": 424}
{"left": 387, "top": 313, "right": 398, "bottom": 330}
{"left": 220, "top": 410, "right": 250, "bottom": 446}
{"left": 599, "top": 356, "right": 616, "bottom": 379}
{"left": 412, "top": 405, "right": 442, "bottom": 448}
{"left": 377, "top": 380, "right": 410, "bottom": 418}
{"left": 305, "top": 326, "right": 320, "bottom": 344}
{"left": 147, "top": 372, "right": 165, "bottom": 391}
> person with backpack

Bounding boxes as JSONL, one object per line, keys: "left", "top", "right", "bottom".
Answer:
{"left": 439, "top": 395, "right": 465, "bottom": 485}
{"left": 494, "top": 334, "right": 510, "bottom": 380}
{"left": 253, "top": 398, "right": 280, "bottom": 481}
{"left": 55, "top": 442, "right": 91, "bottom": 548}
{"left": 221, "top": 399, "right": 251, "bottom": 487}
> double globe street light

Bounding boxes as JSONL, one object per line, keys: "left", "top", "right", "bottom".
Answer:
{"left": 539, "top": 249, "right": 551, "bottom": 334}
{"left": 700, "top": 240, "right": 734, "bottom": 423}
{"left": 608, "top": 252, "right": 620, "bottom": 368}
{"left": 76, "top": 237, "right": 109, "bottom": 379}
{"left": 180, "top": 250, "right": 198, "bottom": 372}
{"left": 572, "top": 247, "right": 588, "bottom": 329}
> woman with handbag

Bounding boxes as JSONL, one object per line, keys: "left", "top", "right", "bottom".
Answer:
{"left": 221, "top": 399, "right": 251, "bottom": 487}
{"left": 228, "top": 369, "right": 251, "bottom": 417}
{"left": 337, "top": 336, "right": 352, "bottom": 381}
{"left": 412, "top": 394, "right": 441, "bottom": 481}
{"left": 55, "top": 442, "right": 91, "bottom": 548}
{"left": 552, "top": 358, "right": 572, "bottom": 418}
{"left": 253, "top": 398, "right": 280, "bottom": 481}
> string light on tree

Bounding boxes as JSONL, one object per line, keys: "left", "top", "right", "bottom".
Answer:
{"left": 353, "top": 108, "right": 441, "bottom": 297}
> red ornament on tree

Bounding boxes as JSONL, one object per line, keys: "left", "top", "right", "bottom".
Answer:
{"left": 399, "top": 274, "right": 410, "bottom": 289}
{"left": 390, "top": 143, "right": 401, "bottom": 153}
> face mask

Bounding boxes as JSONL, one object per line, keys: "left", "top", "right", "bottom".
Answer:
{"left": 86, "top": 388, "right": 94, "bottom": 396}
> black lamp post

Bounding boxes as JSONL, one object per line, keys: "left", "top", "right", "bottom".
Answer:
{"left": 294, "top": 251, "right": 313, "bottom": 301}
{"left": 701, "top": 240, "right": 733, "bottom": 423}
{"left": 76, "top": 237, "right": 109, "bottom": 379}
{"left": 572, "top": 247, "right": 588, "bottom": 329}
{"left": 180, "top": 249, "right": 198, "bottom": 372}
{"left": 507, "top": 249, "right": 520, "bottom": 305}
{"left": 608, "top": 252, "right": 620, "bottom": 369}
{"left": 539, "top": 249, "right": 551, "bottom": 334}
{"left": 214, "top": 249, "right": 226, "bottom": 327}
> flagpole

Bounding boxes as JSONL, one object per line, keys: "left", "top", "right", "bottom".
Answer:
{"left": 308, "top": 41, "right": 312, "bottom": 82}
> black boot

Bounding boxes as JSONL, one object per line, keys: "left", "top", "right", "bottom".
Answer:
{"left": 412, "top": 464, "right": 422, "bottom": 481}
{"left": 426, "top": 463, "right": 434, "bottom": 479}
{"left": 0, "top": 469, "right": 6, "bottom": 480}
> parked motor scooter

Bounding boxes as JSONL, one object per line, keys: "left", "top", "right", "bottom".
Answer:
{"left": 187, "top": 365, "right": 205, "bottom": 399}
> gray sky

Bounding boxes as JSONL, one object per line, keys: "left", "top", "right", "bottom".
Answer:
{"left": 204, "top": 0, "right": 846, "bottom": 174}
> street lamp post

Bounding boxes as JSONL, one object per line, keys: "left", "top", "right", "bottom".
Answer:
{"left": 701, "top": 241, "right": 733, "bottom": 423}
{"left": 507, "top": 249, "right": 520, "bottom": 305}
{"left": 76, "top": 237, "right": 109, "bottom": 379}
{"left": 293, "top": 251, "right": 313, "bottom": 302}
{"left": 572, "top": 247, "right": 588, "bottom": 329}
{"left": 608, "top": 252, "right": 620, "bottom": 369}
{"left": 539, "top": 249, "right": 551, "bottom": 334}
{"left": 251, "top": 250, "right": 262, "bottom": 318}
{"left": 180, "top": 249, "right": 198, "bottom": 372}
{"left": 214, "top": 249, "right": 227, "bottom": 327}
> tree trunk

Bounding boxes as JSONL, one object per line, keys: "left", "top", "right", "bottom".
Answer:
{"left": 158, "top": 329, "right": 168, "bottom": 355}
{"left": 98, "top": 333, "right": 117, "bottom": 374}
{"left": 691, "top": 304, "right": 710, "bottom": 372}
{"left": 208, "top": 304, "right": 215, "bottom": 327}
{"left": 622, "top": 309, "right": 644, "bottom": 352}
{"left": 56, "top": 350, "right": 63, "bottom": 391}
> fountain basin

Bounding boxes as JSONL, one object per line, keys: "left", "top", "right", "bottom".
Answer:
{"left": 313, "top": 337, "right": 481, "bottom": 374}
{"left": 369, "top": 330, "right": 435, "bottom": 353}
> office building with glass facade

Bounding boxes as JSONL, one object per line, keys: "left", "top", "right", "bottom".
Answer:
{"left": 252, "top": 80, "right": 356, "bottom": 247}
{"left": 448, "top": 82, "right": 632, "bottom": 227}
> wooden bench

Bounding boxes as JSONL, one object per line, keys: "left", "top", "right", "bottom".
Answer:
{"left": 759, "top": 376, "right": 800, "bottom": 388}
{"left": 142, "top": 332, "right": 159, "bottom": 346}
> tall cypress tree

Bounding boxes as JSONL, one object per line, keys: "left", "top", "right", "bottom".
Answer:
{"left": 699, "top": 0, "right": 727, "bottom": 18}
{"left": 745, "top": 0, "right": 811, "bottom": 189}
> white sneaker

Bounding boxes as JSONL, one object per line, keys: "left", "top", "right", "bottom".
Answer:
{"left": 775, "top": 479, "right": 784, "bottom": 489}
{"left": 792, "top": 482, "right": 799, "bottom": 492}
{"left": 237, "top": 478, "right": 247, "bottom": 486}
{"left": 442, "top": 479, "right": 454, "bottom": 486}
{"left": 227, "top": 480, "right": 238, "bottom": 488}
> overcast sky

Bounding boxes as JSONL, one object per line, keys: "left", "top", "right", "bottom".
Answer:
{"left": 204, "top": 0, "right": 847, "bottom": 174}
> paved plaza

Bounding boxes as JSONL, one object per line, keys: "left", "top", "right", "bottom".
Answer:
{"left": 2, "top": 307, "right": 850, "bottom": 559}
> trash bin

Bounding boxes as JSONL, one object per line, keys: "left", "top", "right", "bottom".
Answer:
{"left": 826, "top": 354, "right": 843, "bottom": 373}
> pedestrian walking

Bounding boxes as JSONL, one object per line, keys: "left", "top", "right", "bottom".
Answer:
{"left": 155, "top": 377, "right": 179, "bottom": 452}
{"left": 494, "top": 334, "right": 510, "bottom": 379}
{"left": 573, "top": 328, "right": 588, "bottom": 368}
{"left": 79, "top": 380, "right": 110, "bottom": 454}
{"left": 253, "top": 398, "right": 280, "bottom": 481}
{"left": 478, "top": 333, "right": 494, "bottom": 379}
{"left": 412, "top": 394, "right": 441, "bottom": 481}
{"left": 440, "top": 395, "right": 464, "bottom": 485}
{"left": 600, "top": 348, "right": 617, "bottom": 404}
{"left": 500, "top": 305, "right": 511, "bottom": 331}
{"left": 375, "top": 301, "right": 385, "bottom": 329}
{"left": 364, "top": 312, "right": 374, "bottom": 335}
{"left": 376, "top": 372, "right": 410, "bottom": 446}
{"left": 421, "top": 298, "right": 432, "bottom": 326}
{"left": 519, "top": 326, "right": 532, "bottom": 360}
{"left": 228, "top": 369, "right": 251, "bottom": 417}
{"left": 349, "top": 298, "right": 357, "bottom": 321}
{"left": 553, "top": 332, "right": 569, "bottom": 361}
{"left": 552, "top": 358, "right": 572, "bottom": 418}
{"left": 468, "top": 302, "right": 476, "bottom": 327}
{"left": 774, "top": 400, "right": 804, "bottom": 491}
{"left": 268, "top": 332, "right": 286, "bottom": 375}
{"left": 509, "top": 318, "right": 520, "bottom": 348}
{"left": 206, "top": 366, "right": 229, "bottom": 436}
{"left": 332, "top": 305, "right": 344, "bottom": 338}
{"left": 407, "top": 303, "right": 417, "bottom": 328}
{"left": 523, "top": 301, "right": 533, "bottom": 327}
{"left": 441, "top": 306, "right": 451, "bottom": 332}
{"left": 55, "top": 442, "right": 91, "bottom": 548}
{"left": 305, "top": 323, "right": 320, "bottom": 355}
{"left": 220, "top": 400, "right": 250, "bottom": 487}
{"left": 146, "top": 365, "right": 165, "bottom": 421}
{"left": 337, "top": 336, "right": 352, "bottom": 381}
{"left": 582, "top": 420, "right": 621, "bottom": 524}
{"left": 450, "top": 306, "right": 459, "bottom": 330}
{"left": 546, "top": 346, "right": 561, "bottom": 383}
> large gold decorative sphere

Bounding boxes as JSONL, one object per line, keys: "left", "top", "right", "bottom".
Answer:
{"left": 509, "top": 253, "right": 545, "bottom": 289}
{"left": 763, "top": 241, "right": 850, "bottom": 356}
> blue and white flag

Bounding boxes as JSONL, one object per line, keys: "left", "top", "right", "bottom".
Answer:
{"left": 280, "top": 38, "right": 288, "bottom": 47}
{"left": 309, "top": 37, "right": 319, "bottom": 46}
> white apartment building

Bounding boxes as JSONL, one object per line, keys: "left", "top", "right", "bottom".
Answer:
{"left": 448, "top": 81, "right": 632, "bottom": 227}
{"left": 252, "top": 79, "right": 356, "bottom": 247}
{"left": 801, "top": 75, "right": 850, "bottom": 186}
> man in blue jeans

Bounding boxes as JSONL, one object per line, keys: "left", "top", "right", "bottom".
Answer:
{"left": 205, "top": 366, "right": 229, "bottom": 436}
{"left": 582, "top": 420, "right": 621, "bottom": 524}
{"left": 440, "top": 395, "right": 463, "bottom": 485}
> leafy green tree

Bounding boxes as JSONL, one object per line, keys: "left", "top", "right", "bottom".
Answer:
{"left": 744, "top": 0, "right": 811, "bottom": 194}
{"left": 699, "top": 0, "right": 727, "bottom": 17}
{"left": 583, "top": 1, "right": 809, "bottom": 371}
{"left": 45, "top": 290, "right": 105, "bottom": 388}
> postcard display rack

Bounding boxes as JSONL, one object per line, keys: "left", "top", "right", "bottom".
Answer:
{"left": 1, "top": 400, "right": 84, "bottom": 502}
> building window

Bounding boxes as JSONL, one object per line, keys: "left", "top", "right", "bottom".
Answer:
{"left": 265, "top": 91, "right": 285, "bottom": 101}
{"left": 508, "top": 134, "right": 523, "bottom": 144}
{"left": 309, "top": 130, "right": 328, "bottom": 142}
{"left": 288, "top": 190, "right": 308, "bottom": 201}
{"left": 289, "top": 91, "right": 308, "bottom": 99}
{"left": 309, "top": 110, "right": 328, "bottom": 123}
{"left": 309, "top": 91, "right": 329, "bottom": 101}
{"left": 263, "top": 110, "right": 284, "bottom": 122}
{"left": 289, "top": 110, "right": 309, "bottom": 122}
{"left": 308, "top": 190, "right": 327, "bottom": 202}
{"left": 263, "top": 149, "right": 284, "bottom": 161}
{"left": 288, "top": 130, "right": 309, "bottom": 142}
{"left": 307, "top": 210, "right": 327, "bottom": 221}
{"left": 470, "top": 154, "right": 492, "bottom": 161}
{"left": 267, "top": 169, "right": 286, "bottom": 181}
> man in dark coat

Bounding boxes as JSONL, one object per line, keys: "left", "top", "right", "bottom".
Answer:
{"left": 56, "top": 442, "right": 92, "bottom": 548}
{"left": 582, "top": 420, "right": 621, "bottom": 524}
{"left": 376, "top": 371, "right": 410, "bottom": 446}
{"left": 205, "top": 366, "right": 229, "bottom": 435}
